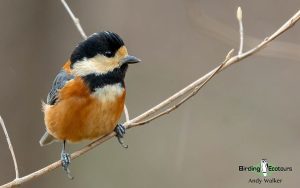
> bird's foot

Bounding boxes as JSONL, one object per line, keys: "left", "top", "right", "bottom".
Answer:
{"left": 114, "top": 124, "right": 128, "bottom": 148}
{"left": 61, "top": 151, "right": 74, "bottom": 179}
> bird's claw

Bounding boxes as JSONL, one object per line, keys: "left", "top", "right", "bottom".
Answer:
{"left": 61, "top": 151, "right": 74, "bottom": 179}
{"left": 114, "top": 124, "right": 128, "bottom": 148}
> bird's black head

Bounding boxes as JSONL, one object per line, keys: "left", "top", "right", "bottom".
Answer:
{"left": 69, "top": 31, "right": 141, "bottom": 76}
{"left": 70, "top": 31, "right": 124, "bottom": 64}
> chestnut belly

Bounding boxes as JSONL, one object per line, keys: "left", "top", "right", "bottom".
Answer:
{"left": 44, "top": 92, "right": 125, "bottom": 142}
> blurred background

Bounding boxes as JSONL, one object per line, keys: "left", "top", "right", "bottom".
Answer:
{"left": 0, "top": 0, "right": 299, "bottom": 187}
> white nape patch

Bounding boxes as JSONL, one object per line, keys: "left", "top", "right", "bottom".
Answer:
{"left": 92, "top": 83, "right": 124, "bottom": 102}
{"left": 71, "top": 54, "right": 120, "bottom": 76}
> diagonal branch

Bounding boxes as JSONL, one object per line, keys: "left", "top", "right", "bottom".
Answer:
{"left": 0, "top": 116, "right": 19, "bottom": 179}
{"left": 61, "top": 0, "right": 87, "bottom": 39}
{"left": 124, "top": 9, "right": 300, "bottom": 130}
{"left": 130, "top": 49, "right": 234, "bottom": 127}
{"left": 0, "top": 6, "right": 299, "bottom": 188}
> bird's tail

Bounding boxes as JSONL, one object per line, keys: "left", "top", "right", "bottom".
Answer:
{"left": 39, "top": 131, "right": 56, "bottom": 146}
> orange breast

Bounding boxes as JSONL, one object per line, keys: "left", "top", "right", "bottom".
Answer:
{"left": 43, "top": 77, "right": 126, "bottom": 142}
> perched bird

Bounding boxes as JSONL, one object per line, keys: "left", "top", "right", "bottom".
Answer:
{"left": 39, "top": 31, "right": 141, "bottom": 178}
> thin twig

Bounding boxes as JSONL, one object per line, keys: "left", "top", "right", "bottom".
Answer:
{"left": 124, "top": 6, "right": 299, "bottom": 128}
{"left": 61, "top": 0, "right": 87, "bottom": 39}
{"left": 130, "top": 49, "right": 234, "bottom": 127}
{"left": 124, "top": 105, "right": 130, "bottom": 121}
{"left": 0, "top": 7, "right": 299, "bottom": 188}
{"left": 0, "top": 116, "right": 19, "bottom": 179}
{"left": 237, "top": 7, "right": 244, "bottom": 55}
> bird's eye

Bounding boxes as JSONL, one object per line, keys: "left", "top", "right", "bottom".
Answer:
{"left": 104, "top": 51, "right": 113, "bottom": 57}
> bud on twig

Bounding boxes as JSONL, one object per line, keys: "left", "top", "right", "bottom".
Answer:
{"left": 237, "top": 6, "right": 242, "bottom": 21}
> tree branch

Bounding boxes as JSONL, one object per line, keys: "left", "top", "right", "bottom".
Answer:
{"left": 237, "top": 7, "right": 244, "bottom": 55}
{"left": 0, "top": 5, "right": 299, "bottom": 188}
{"left": 123, "top": 105, "right": 130, "bottom": 122}
{"left": 130, "top": 49, "right": 234, "bottom": 127}
{"left": 125, "top": 9, "right": 300, "bottom": 130}
{"left": 0, "top": 116, "right": 19, "bottom": 179}
{"left": 61, "top": 0, "right": 87, "bottom": 39}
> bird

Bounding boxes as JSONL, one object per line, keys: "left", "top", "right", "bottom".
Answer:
{"left": 261, "top": 159, "right": 269, "bottom": 177}
{"left": 39, "top": 31, "right": 141, "bottom": 178}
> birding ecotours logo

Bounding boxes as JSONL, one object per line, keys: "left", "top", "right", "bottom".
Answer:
{"left": 239, "top": 159, "right": 292, "bottom": 184}
{"left": 239, "top": 159, "right": 292, "bottom": 177}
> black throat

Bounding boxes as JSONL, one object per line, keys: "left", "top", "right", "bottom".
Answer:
{"left": 82, "top": 64, "right": 128, "bottom": 92}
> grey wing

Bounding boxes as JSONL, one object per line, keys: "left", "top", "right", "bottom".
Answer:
{"left": 47, "top": 69, "right": 74, "bottom": 105}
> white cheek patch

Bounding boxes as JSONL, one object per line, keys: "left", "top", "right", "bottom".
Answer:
{"left": 71, "top": 54, "right": 120, "bottom": 76}
{"left": 92, "top": 83, "right": 124, "bottom": 102}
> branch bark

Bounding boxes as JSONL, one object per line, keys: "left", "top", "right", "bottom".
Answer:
{"left": 237, "top": 7, "right": 244, "bottom": 55}
{"left": 0, "top": 3, "right": 299, "bottom": 188}
{"left": 61, "top": 0, "right": 87, "bottom": 39}
{"left": 0, "top": 116, "right": 19, "bottom": 179}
